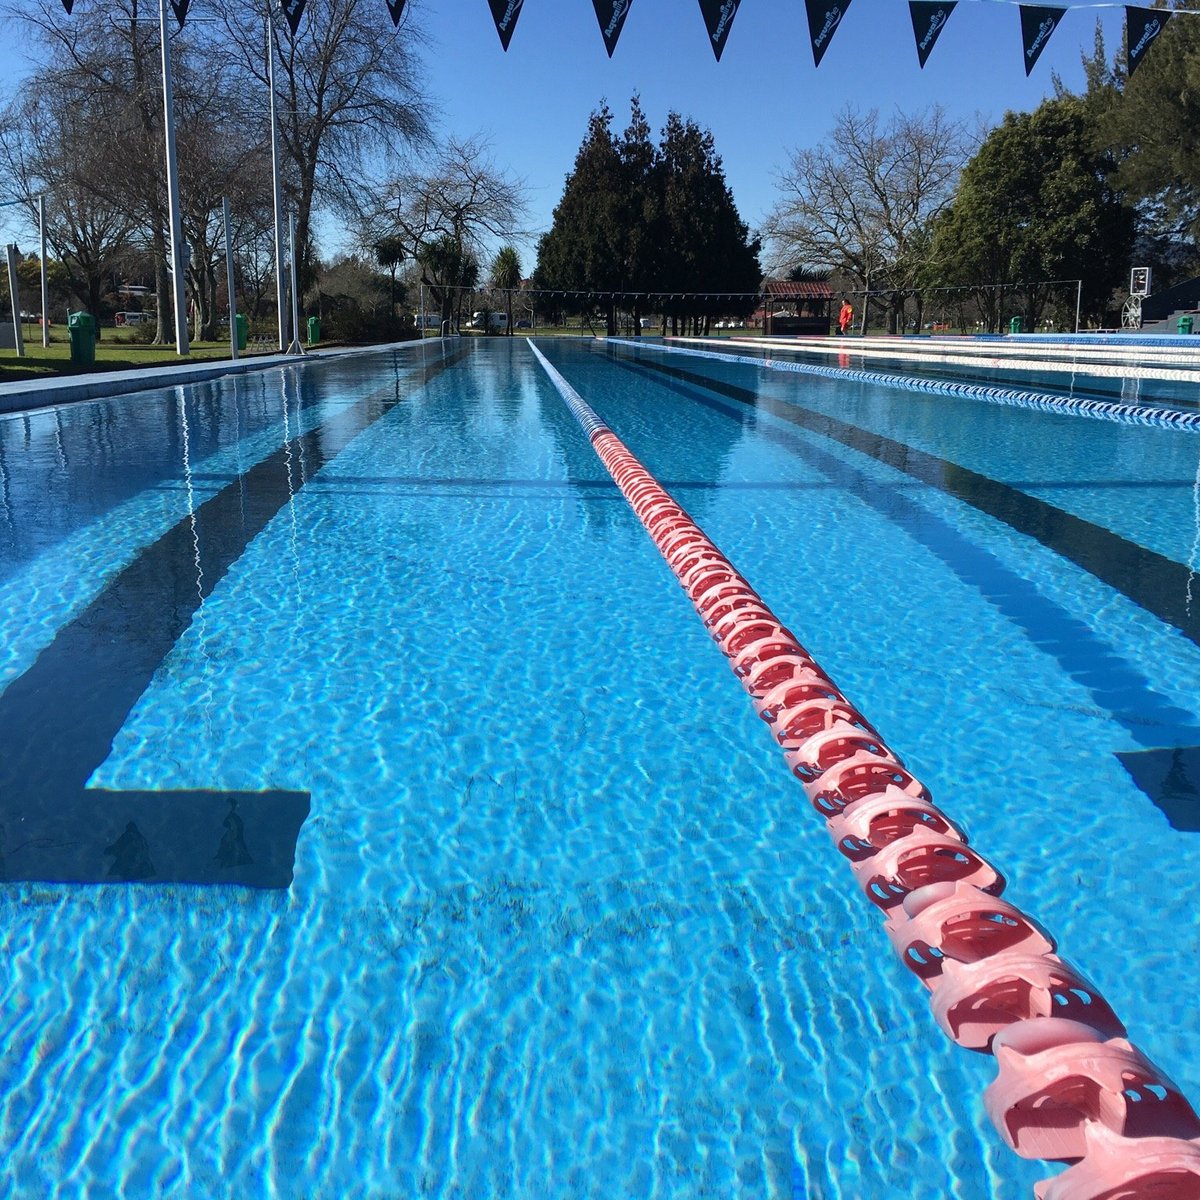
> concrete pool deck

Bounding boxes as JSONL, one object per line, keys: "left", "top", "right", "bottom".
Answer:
{"left": 0, "top": 338, "right": 451, "bottom": 416}
{"left": 691, "top": 331, "right": 1200, "bottom": 383}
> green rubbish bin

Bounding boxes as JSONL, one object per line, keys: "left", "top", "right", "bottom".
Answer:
{"left": 67, "top": 311, "right": 97, "bottom": 367}
{"left": 1009, "top": 316, "right": 1023, "bottom": 334}
{"left": 307, "top": 316, "right": 320, "bottom": 346}
{"left": 234, "top": 312, "right": 249, "bottom": 351}
{"left": 1179, "top": 314, "right": 1194, "bottom": 336}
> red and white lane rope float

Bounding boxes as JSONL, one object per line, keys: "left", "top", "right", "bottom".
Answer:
{"left": 528, "top": 341, "right": 1200, "bottom": 1200}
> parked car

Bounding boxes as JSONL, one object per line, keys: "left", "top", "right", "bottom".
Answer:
{"left": 115, "top": 311, "right": 149, "bottom": 326}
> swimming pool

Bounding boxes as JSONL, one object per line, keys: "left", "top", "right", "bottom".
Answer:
{"left": 1, "top": 338, "right": 1197, "bottom": 1197}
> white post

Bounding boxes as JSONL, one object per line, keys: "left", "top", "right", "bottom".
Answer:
{"left": 223, "top": 197, "right": 238, "bottom": 361}
{"left": 159, "top": 0, "right": 189, "bottom": 355}
{"left": 1075, "top": 279, "right": 1082, "bottom": 334}
{"left": 286, "top": 210, "right": 304, "bottom": 355}
{"left": 6, "top": 244, "right": 25, "bottom": 357}
{"left": 419, "top": 281, "right": 425, "bottom": 338}
{"left": 38, "top": 195, "right": 48, "bottom": 349}
{"left": 267, "top": 19, "right": 286, "bottom": 353}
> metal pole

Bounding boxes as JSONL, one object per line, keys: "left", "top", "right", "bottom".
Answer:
{"left": 419, "top": 281, "right": 425, "bottom": 338}
{"left": 859, "top": 266, "right": 870, "bottom": 336}
{"left": 158, "top": 0, "right": 189, "bottom": 355}
{"left": 267, "top": 19, "right": 286, "bottom": 353}
{"left": 286, "top": 210, "right": 303, "bottom": 355}
{"left": 223, "top": 197, "right": 238, "bottom": 361}
{"left": 5, "top": 244, "right": 25, "bottom": 357}
{"left": 38, "top": 195, "right": 48, "bottom": 349}
{"left": 1075, "top": 279, "right": 1082, "bottom": 334}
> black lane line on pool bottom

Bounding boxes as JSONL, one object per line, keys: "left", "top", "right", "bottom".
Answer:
{"left": 0, "top": 346, "right": 467, "bottom": 887}
{"left": 605, "top": 350, "right": 1200, "bottom": 830}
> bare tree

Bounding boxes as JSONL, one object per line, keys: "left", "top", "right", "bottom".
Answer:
{"left": 2, "top": 0, "right": 191, "bottom": 340}
{"left": 361, "top": 136, "right": 528, "bottom": 324}
{"left": 0, "top": 76, "right": 140, "bottom": 316}
{"left": 173, "top": 48, "right": 274, "bottom": 339}
{"left": 216, "top": 0, "right": 434, "bottom": 291}
{"left": 765, "top": 105, "right": 971, "bottom": 333}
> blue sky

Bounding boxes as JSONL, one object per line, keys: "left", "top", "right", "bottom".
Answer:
{"left": 0, "top": 0, "right": 1128, "bottom": 270}
{"left": 414, "top": 0, "right": 1125, "bottom": 270}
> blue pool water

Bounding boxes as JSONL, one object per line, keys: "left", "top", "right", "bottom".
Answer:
{"left": 1, "top": 338, "right": 1198, "bottom": 1198}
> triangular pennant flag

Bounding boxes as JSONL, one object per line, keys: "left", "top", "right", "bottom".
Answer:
{"left": 592, "top": 0, "right": 634, "bottom": 57}
{"left": 385, "top": 0, "right": 406, "bottom": 29}
{"left": 170, "top": 0, "right": 190, "bottom": 26}
{"left": 488, "top": 0, "right": 523, "bottom": 50}
{"left": 908, "top": 1, "right": 956, "bottom": 68}
{"left": 278, "top": 0, "right": 307, "bottom": 36}
{"left": 805, "top": 0, "right": 852, "bottom": 68}
{"left": 60, "top": 0, "right": 73, "bottom": 12}
{"left": 698, "top": 0, "right": 742, "bottom": 61}
{"left": 1126, "top": 6, "right": 1171, "bottom": 77}
{"left": 1019, "top": 5, "right": 1065, "bottom": 76}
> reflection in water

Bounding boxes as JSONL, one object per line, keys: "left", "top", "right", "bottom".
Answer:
{"left": 215, "top": 797, "right": 254, "bottom": 869}
{"left": 2, "top": 789, "right": 309, "bottom": 887}
{"left": 1118, "top": 746, "right": 1200, "bottom": 833}
{"left": 0, "top": 346, "right": 468, "bottom": 889}
{"left": 104, "top": 821, "right": 156, "bottom": 881}
{"left": 530, "top": 341, "right": 756, "bottom": 536}
{"left": 1190, "top": 451, "right": 1200, "bottom": 617}
{"left": 617, "top": 349, "right": 1200, "bottom": 753}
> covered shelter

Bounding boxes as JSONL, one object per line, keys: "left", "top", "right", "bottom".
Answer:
{"left": 761, "top": 279, "right": 834, "bottom": 336}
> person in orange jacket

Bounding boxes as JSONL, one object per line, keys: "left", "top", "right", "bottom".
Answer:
{"left": 837, "top": 300, "right": 854, "bottom": 335}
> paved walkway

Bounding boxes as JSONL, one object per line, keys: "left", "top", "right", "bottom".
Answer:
{"left": 0, "top": 339, "right": 438, "bottom": 415}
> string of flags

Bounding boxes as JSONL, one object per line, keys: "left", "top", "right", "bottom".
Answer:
{"left": 55, "top": 0, "right": 1177, "bottom": 78}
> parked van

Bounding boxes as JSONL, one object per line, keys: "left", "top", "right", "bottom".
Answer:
{"left": 470, "top": 311, "right": 509, "bottom": 331}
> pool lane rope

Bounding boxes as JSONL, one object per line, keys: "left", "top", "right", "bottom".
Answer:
{"left": 605, "top": 337, "right": 1200, "bottom": 432}
{"left": 528, "top": 339, "right": 1200, "bottom": 1200}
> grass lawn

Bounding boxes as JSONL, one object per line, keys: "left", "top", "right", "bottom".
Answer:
{"left": 0, "top": 326, "right": 274, "bottom": 385}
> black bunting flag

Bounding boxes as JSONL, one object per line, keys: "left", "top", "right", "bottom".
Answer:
{"left": 592, "top": 0, "right": 634, "bottom": 58}
{"left": 385, "top": 0, "right": 406, "bottom": 29}
{"left": 1019, "top": 5, "right": 1065, "bottom": 75}
{"left": 60, "top": 0, "right": 73, "bottom": 11}
{"left": 908, "top": 1, "right": 956, "bottom": 68}
{"left": 278, "top": 0, "right": 308, "bottom": 36}
{"left": 805, "top": 0, "right": 853, "bottom": 67}
{"left": 488, "top": 0, "right": 523, "bottom": 50}
{"left": 1127, "top": 6, "right": 1171, "bottom": 77}
{"left": 170, "top": 0, "right": 190, "bottom": 25}
{"left": 699, "top": 0, "right": 742, "bottom": 61}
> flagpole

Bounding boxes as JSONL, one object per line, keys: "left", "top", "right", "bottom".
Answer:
{"left": 38, "top": 194, "right": 48, "bottom": 349}
{"left": 267, "top": 17, "right": 287, "bottom": 353}
{"left": 223, "top": 197, "right": 238, "bottom": 361}
{"left": 159, "top": 0, "right": 189, "bottom": 355}
{"left": 286, "top": 210, "right": 304, "bottom": 355}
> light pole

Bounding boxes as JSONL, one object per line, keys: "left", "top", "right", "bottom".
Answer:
{"left": 158, "top": 0, "right": 189, "bottom": 355}
{"left": 267, "top": 18, "right": 287, "bottom": 353}
{"left": 286, "top": 210, "right": 304, "bottom": 355}
{"left": 223, "top": 197, "right": 238, "bottom": 361}
{"left": 37, "top": 196, "right": 48, "bottom": 348}
{"left": 1, "top": 194, "right": 49, "bottom": 348}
